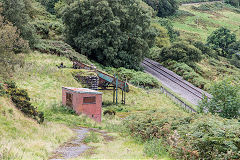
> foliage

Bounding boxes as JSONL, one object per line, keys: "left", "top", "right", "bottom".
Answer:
{"left": 151, "top": 23, "right": 170, "bottom": 48}
{"left": 0, "top": 10, "right": 28, "bottom": 80}
{"left": 36, "top": 0, "right": 59, "bottom": 14}
{"left": 228, "top": 41, "right": 240, "bottom": 57}
{"left": 62, "top": 0, "right": 155, "bottom": 70}
{"left": 143, "top": 0, "right": 179, "bottom": 17}
{"left": 192, "top": 2, "right": 225, "bottom": 11}
{"left": 5, "top": 81, "right": 44, "bottom": 123}
{"left": 191, "top": 41, "right": 218, "bottom": 58}
{"left": 105, "top": 67, "right": 160, "bottom": 88}
{"left": 162, "top": 60, "right": 207, "bottom": 89}
{"left": 230, "top": 53, "right": 240, "bottom": 68}
{"left": 2, "top": 0, "right": 37, "bottom": 47}
{"left": 0, "top": 83, "right": 6, "bottom": 96}
{"left": 207, "top": 27, "right": 236, "bottom": 57}
{"left": 199, "top": 79, "right": 240, "bottom": 119}
{"left": 123, "top": 110, "right": 240, "bottom": 159}
{"left": 159, "top": 41, "right": 203, "bottom": 63}
{"left": 83, "top": 131, "right": 100, "bottom": 143}
{"left": 157, "top": 18, "right": 179, "bottom": 42}
{"left": 143, "top": 138, "right": 170, "bottom": 158}
{"left": 34, "top": 39, "right": 91, "bottom": 63}
{"left": 225, "top": 0, "right": 240, "bottom": 8}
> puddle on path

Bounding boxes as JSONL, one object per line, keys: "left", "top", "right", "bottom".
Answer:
{"left": 49, "top": 127, "right": 90, "bottom": 160}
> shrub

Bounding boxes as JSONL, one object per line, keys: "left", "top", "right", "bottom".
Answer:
{"left": 5, "top": 81, "right": 44, "bottom": 123}
{"left": 144, "top": 138, "right": 169, "bottom": 158}
{"left": 151, "top": 23, "right": 170, "bottom": 48}
{"left": 163, "top": 60, "right": 207, "bottom": 89}
{"left": 159, "top": 41, "right": 203, "bottom": 64}
{"left": 207, "top": 27, "right": 236, "bottom": 57}
{"left": 199, "top": 79, "right": 240, "bottom": 119}
{"left": 157, "top": 18, "right": 179, "bottom": 42}
{"left": 123, "top": 110, "right": 240, "bottom": 159}
{"left": 105, "top": 67, "right": 160, "bottom": 89}
{"left": 34, "top": 39, "right": 91, "bottom": 64}
{"left": 191, "top": 41, "right": 218, "bottom": 58}
{"left": 230, "top": 53, "right": 240, "bottom": 68}
{"left": 0, "top": 83, "right": 6, "bottom": 96}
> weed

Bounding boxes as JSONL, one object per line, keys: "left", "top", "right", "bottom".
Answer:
{"left": 83, "top": 131, "right": 100, "bottom": 143}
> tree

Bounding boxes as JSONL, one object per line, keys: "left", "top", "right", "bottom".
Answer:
{"left": 207, "top": 27, "right": 236, "bottom": 57}
{"left": 151, "top": 23, "right": 170, "bottom": 48}
{"left": 2, "top": 0, "right": 37, "bottom": 47}
{"left": 199, "top": 80, "right": 240, "bottom": 119}
{"left": 225, "top": 0, "right": 240, "bottom": 8}
{"left": 159, "top": 41, "right": 202, "bottom": 63}
{"left": 143, "top": 0, "right": 179, "bottom": 17}
{"left": 0, "top": 5, "right": 28, "bottom": 80}
{"left": 62, "top": 0, "right": 155, "bottom": 70}
{"left": 157, "top": 18, "right": 179, "bottom": 42}
{"left": 37, "top": 0, "right": 59, "bottom": 14}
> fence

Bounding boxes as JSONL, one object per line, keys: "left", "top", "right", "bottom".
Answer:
{"left": 160, "top": 86, "right": 197, "bottom": 113}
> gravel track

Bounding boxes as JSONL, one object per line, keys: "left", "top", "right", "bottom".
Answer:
{"left": 49, "top": 128, "right": 90, "bottom": 160}
{"left": 142, "top": 58, "right": 212, "bottom": 106}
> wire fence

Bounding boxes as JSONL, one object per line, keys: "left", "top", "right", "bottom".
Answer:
{"left": 160, "top": 86, "right": 197, "bottom": 113}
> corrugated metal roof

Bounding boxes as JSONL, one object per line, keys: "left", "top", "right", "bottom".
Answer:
{"left": 62, "top": 87, "right": 102, "bottom": 95}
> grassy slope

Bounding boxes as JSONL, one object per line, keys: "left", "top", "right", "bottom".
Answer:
{"left": 173, "top": 3, "right": 240, "bottom": 42}
{"left": 0, "top": 97, "right": 73, "bottom": 160}
{"left": 0, "top": 51, "right": 186, "bottom": 159}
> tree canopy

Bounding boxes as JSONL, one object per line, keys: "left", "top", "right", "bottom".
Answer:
{"left": 207, "top": 27, "right": 236, "bottom": 57}
{"left": 159, "top": 41, "right": 202, "bottom": 63}
{"left": 2, "top": 0, "right": 37, "bottom": 47}
{"left": 62, "top": 0, "right": 155, "bottom": 70}
{"left": 199, "top": 80, "right": 240, "bottom": 119}
{"left": 143, "top": 0, "right": 179, "bottom": 17}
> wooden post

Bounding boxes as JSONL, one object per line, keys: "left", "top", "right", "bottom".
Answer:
{"left": 113, "top": 74, "right": 115, "bottom": 103}
{"left": 116, "top": 76, "right": 118, "bottom": 104}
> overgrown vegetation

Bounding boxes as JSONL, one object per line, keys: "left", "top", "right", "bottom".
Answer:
{"left": 4, "top": 81, "right": 44, "bottom": 123}
{"left": 62, "top": 0, "right": 155, "bottom": 70}
{"left": 143, "top": 0, "right": 179, "bottom": 17}
{"left": 123, "top": 110, "right": 240, "bottom": 159}
{"left": 199, "top": 79, "right": 240, "bottom": 119}
{"left": 105, "top": 67, "right": 160, "bottom": 89}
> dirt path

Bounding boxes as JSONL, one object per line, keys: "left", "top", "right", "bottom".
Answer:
{"left": 49, "top": 127, "right": 114, "bottom": 160}
{"left": 49, "top": 128, "right": 90, "bottom": 160}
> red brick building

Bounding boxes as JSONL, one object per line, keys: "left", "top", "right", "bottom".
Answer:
{"left": 62, "top": 87, "right": 102, "bottom": 122}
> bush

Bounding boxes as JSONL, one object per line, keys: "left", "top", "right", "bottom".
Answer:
{"left": 105, "top": 67, "right": 160, "bottom": 89}
{"left": 199, "top": 79, "right": 240, "bottom": 119}
{"left": 5, "top": 81, "right": 44, "bottom": 123}
{"left": 151, "top": 23, "right": 170, "bottom": 48}
{"left": 34, "top": 39, "right": 91, "bottom": 64}
{"left": 0, "top": 83, "right": 6, "bottom": 96}
{"left": 163, "top": 60, "right": 207, "bottom": 89}
{"left": 230, "top": 53, "right": 240, "bottom": 68}
{"left": 191, "top": 41, "right": 218, "bottom": 58}
{"left": 144, "top": 138, "right": 169, "bottom": 158}
{"left": 207, "top": 27, "right": 236, "bottom": 57}
{"left": 159, "top": 41, "right": 203, "bottom": 64}
{"left": 157, "top": 18, "right": 179, "bottom": 42}
{"left": 123, "top": 110, "right": 240, "bottom": 159}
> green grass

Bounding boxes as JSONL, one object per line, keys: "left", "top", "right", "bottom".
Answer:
{"left": 0, "top": 97, "right": 74, "bottom": 160}
{"left": 172, "top": 3, "right": 240, "bottom": 42}
{"left": 3, "top": 51, "right": 186, "bottom": 159}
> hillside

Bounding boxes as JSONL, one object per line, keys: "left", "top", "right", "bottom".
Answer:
{"left": 1, "top": 51, "right": 185, "bottom": 159}
{"left": 0, "top": 0, "right": 240, "bottom": 159}
{"left": 172, "top": 2, "right": 240, "bottom": 42}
